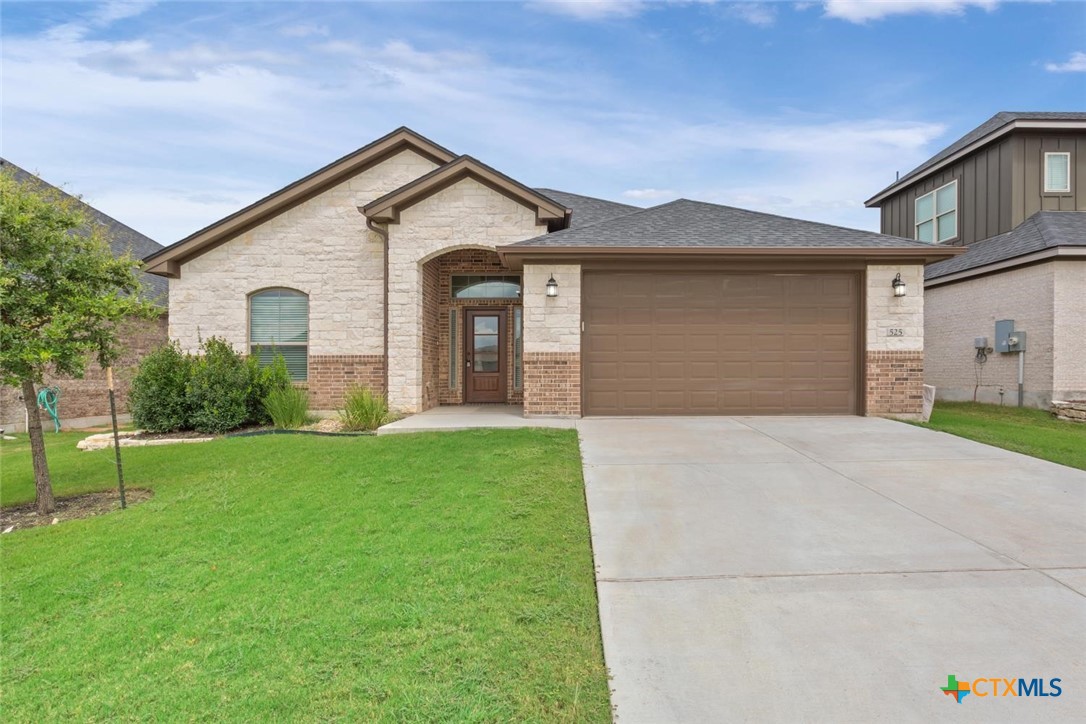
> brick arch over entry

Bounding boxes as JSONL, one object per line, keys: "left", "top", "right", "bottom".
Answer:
{"left": 420, "top": 248, "right": 524, "bottom": 410}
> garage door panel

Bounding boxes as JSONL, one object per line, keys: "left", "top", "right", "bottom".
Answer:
{"left": 583, "top": 271, "right": 859, "bottom": 415}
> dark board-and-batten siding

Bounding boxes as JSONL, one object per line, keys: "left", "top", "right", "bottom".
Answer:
{"left": 880, "top": 131, "right": 1085, "bottom": 246}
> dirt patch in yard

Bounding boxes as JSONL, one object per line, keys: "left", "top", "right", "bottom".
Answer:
{"left": 1, "top": 489, "right": 152, "bottom": 533}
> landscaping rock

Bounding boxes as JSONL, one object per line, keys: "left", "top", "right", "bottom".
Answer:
{"left": 77, "top": 431, "right": 215, "bottom": 451}
{"left": 1051, "top": 400, "right": 1086, "bottom": 423}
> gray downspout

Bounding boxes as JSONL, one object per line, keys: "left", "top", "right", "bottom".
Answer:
{"left": 365, "top": 215, "right": 390, "bottom": 398}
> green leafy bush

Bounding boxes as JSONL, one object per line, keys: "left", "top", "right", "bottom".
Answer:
{"left": 262, "top": 385, "right": 311, "bottom": 429}
{"left": 245, "top": 351, "right": 292, "bottom": 425}
{"left": 339, "top": 386, "right": 389, "bottom": 431}
{"left": 128, "top": 342, "right": 193, "bottom": 432}
{"left": 186, "top": 337, "right": 250, "bottom": 434}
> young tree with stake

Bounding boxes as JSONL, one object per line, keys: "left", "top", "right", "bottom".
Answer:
{"left": 0, "top": 169, "right": 158, "bottom": 515}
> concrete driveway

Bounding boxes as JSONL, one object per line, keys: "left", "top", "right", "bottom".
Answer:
{"left": 577, "top": 416, "right": 1086, "bottom": 723}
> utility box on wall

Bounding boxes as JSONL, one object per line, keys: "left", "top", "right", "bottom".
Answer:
{"left": 995, "top": 319, "right": 1015, "bottom": 353}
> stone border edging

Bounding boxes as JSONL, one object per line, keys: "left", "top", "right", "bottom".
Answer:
{"left": 226, "top": 429, "right": 376, "bottom": 438}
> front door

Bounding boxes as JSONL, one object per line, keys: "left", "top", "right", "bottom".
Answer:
{"left": 464, "top": 309, "right": 507, "bottom": 403}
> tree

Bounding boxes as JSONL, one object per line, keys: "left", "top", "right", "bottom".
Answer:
{"left": 0, "top": 169, "right": 159, "bottom": 515}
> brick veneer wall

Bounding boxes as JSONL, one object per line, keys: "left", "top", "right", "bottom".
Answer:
{"left": 0, "top": 314, "right": 169, "bottom": 430}
{"left": 523, "top": 352, "right": 580, "bottom": 417}
{"left": 421, "top": 259, "right": 441, "bottom": 411}
{"left": 433, "top": 249, "right": 523, "bottom": 406}
{"left": 305, "top": 355, "right": 385, "bottom": 410}
{"left": 865, "top": 350, "right": 924, "bottom": 416}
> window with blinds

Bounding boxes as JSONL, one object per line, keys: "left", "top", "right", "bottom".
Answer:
{"left": 1044, "top": 152, "right": 1071, "bottom": 194}
{"left": 249, "top": 289, "right": 309, "bottom": 380}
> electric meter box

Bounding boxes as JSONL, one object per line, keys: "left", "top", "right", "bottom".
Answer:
{"left": 995, "top": 320, "right": 1015, "bottom": 353}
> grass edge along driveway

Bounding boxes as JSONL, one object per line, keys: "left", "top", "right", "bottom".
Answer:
{"left": 918, "top": 401, "right": 1086, "bottom": 470}
{"left": 0, "top": 429, "right": 610, "bottom": 722}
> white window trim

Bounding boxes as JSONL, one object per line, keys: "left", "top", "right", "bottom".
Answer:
{"left": 1043, "top": 151, "right": 1071, "bottom": 194}
{"left": 914, "top": 179, "right": 958, "bottom": 243}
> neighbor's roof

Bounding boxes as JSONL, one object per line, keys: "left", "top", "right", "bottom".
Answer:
{"left": 534, "top": 188, "right": 640, "bottom": 228}
{"left": 502, "top": 198, "right": 960, "bottom": 259}
{"left": 926, "top": 211, "right": 1086, "bottom": 284}
{"left": 866, "top": 112, "right": 1086, "bottom": 207}
{"left": 1, "top": 158, "right": 168, "bottom": 305}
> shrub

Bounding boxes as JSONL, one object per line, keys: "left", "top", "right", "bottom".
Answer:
{"left": 186, "top": 337, "right": 249, "bottom": 434}
{"left": 245, "top": 351, "right": 292, "bottom": 425}
{"left": 128, "top": 342, "right": 193, "bottom": 432}
{"left": 262, "top": 385, "right": 311, "bottom": 429}
{"left": 339, "top": 386, "right": 389, "bottom": 431}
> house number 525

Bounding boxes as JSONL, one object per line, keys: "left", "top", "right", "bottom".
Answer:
{"left": 887, "top": 328, "right": 905, "bottom": 337}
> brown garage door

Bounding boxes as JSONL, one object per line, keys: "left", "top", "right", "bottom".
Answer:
{"left": 582, "top": 271, "right": 859, "bottom": 415}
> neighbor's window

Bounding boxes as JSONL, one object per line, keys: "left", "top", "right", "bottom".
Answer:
{"left": 249, "top": 288, "right": 308, "bottom": 381}
{"left": 1044, "top": 152, "right": 1071, "bottom": 193}
{"left": 915, "top": 180, "right": 958, "bottom": 243}
{"left": 451, "top": 275, "right": 521, "bottom": 299}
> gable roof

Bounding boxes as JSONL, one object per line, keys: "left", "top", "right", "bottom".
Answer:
{"left": 144, "top": 127, "right": 456, "bottom": 277}
{"left": 1, "top": 158, "right": 168, "bottom": 306}
{"left": 499, "top": 198, "right": 962, "bottom": 263}
{"left": 926, "top": 211, "right": 1086, "bottom": 284}
{"left": 534, "top": 188, "right": 640, "bottom": 228}
{"left": 866, "top": 112, "right": 1086, "bottom": 207}
{"left": 362, "top": 156, "right": 569, "bottom": 229}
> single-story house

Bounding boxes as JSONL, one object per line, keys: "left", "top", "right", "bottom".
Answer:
{"left": 0, "top": 159, "right": 168, "bottom": 432}
{"left": 144, "top": 128, "right": 960, "bottom": 418}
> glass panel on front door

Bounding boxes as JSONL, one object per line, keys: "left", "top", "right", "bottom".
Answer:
{"left": 474, "top": 330, "right": 500, "bottom": 372}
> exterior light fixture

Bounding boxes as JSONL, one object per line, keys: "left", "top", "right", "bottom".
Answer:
{"left": 892, "top": 273, "right": 907, "bottom": 297}
{"left": 546, "top": 275, "right": 559, "bottom": 297}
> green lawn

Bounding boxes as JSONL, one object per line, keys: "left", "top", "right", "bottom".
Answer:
{"left": 0, "top": 429, "right": 610, "bottom": 722}
{"left": 919, "top": 401, "right": 1086, "bottom": 470}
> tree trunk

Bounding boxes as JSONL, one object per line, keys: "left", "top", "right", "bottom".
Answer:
{"left": 21, "top": 379, "right": 55, "bottom": 516}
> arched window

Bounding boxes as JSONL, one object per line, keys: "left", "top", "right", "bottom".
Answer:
{"left": 249, "top": 288, "right": 308, "bottom": 381}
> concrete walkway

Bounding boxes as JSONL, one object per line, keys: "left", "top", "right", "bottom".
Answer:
{"left": 579, "top": 416, "right": 1086, "bottom": 723}
{"left": 377, "top": 405, "right": 575, "bottom": 434}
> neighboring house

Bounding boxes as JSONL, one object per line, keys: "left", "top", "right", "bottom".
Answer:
{"left": 866, "top": 112, "right": 1086, "bottom": 407}
{"left": 145, "top": 127, "right": 958, "bottom": 419}
{"left": 0, "top": 159, "right": 168, "bottom": 431}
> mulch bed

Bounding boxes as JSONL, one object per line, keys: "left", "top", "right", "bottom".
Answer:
{"left": 127, "top": 430, "right": 211, "bottom": 441}
{"left": 1, "top": 489, "right": 153, "bottom": 533}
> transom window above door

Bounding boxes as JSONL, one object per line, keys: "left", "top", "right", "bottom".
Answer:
{"left": 451, "top": 275, "right": 521, "bottom": 299}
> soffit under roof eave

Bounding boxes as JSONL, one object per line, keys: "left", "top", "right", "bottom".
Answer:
{"left": 142, "top": 128, "right": 457, "bottom": 278}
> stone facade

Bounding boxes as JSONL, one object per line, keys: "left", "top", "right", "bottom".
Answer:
{"left": 385, "top": 177, "right": 547, "bottom": 413}
{"left": 0, "top": 314, "right": 169, "bottom": 431}
{"left": 523, "top": 264, "right": 582, "bottom": 416}
{"left": 168, "top": 149, "right": 438, "bottom": 357}
{"left": 864, "top": 264, "right": 925, "bottom": 416}
{"left": 923, "top": 261, "right": 1086, "bottom": 408}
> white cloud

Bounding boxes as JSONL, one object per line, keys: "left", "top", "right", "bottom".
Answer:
{"left": 727, "top": 2, "right": 777, "bottom": 26}
{"left": 823, "top": 0, "right": 998, "bottom": 23}
{"left": 528, "top": 0, "right": 647, "bottom": 20}
{"left": 1045, "top": 51, "right": 1086, "bottom": 73}
{"left": 623, "top": 188, "right": 677, "bottom": 200}
{"left": 279, "top": 23, "right": 329, "bottom": 38}
{"left": 79, "top": 40, "right": 296, "bottom": 80}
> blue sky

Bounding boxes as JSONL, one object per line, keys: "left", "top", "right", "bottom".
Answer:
{"left": 2, "top": 1, "right": 1084, "bottom": 244}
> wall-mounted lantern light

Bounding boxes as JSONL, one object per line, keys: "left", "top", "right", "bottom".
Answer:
{"left": 546, "top": 275, "right": 559, "bottom": 298}
{"left": 892, "top": 273, "right": 907, "bottom": 297}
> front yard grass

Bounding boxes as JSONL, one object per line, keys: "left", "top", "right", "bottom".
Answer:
{"left": 919, "top": 401, "right": 1086, "bottom": 470}
{"left": 0, "top": 429, "right": 610, "bottom": 721}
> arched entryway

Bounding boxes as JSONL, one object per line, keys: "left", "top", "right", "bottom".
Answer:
{"left": 420, "top": 248, "right": 524, "bottom": 410}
